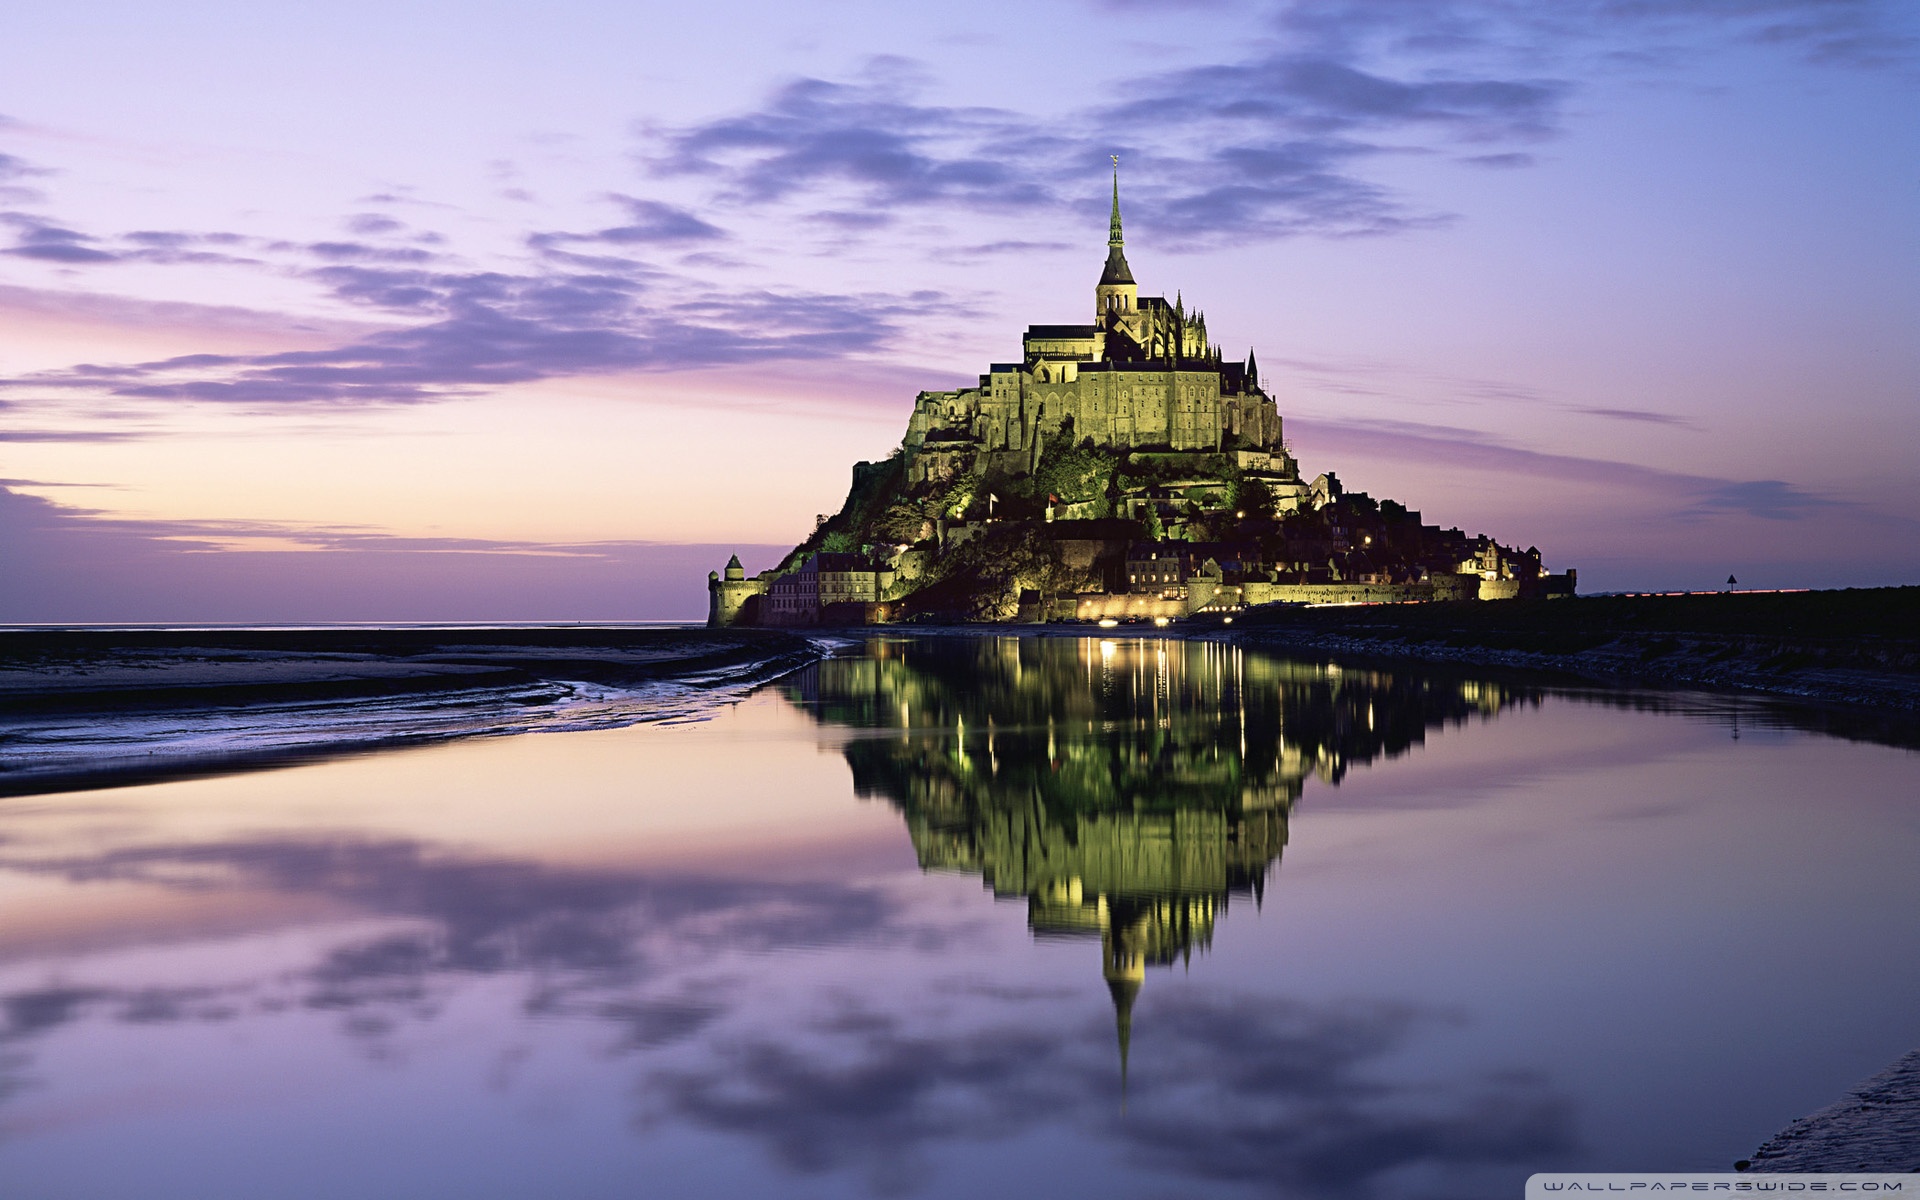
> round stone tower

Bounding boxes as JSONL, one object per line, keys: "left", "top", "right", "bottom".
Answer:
{"left": 707, "top": 554, "right": 768, "bottom": 627}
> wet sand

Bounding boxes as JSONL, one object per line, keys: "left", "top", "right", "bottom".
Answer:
{"left": 0, "top": 627, "right": 824, "bottom": 795}
{"left": 1744, "top": 1051, "right": 1920, "bottom": 1172}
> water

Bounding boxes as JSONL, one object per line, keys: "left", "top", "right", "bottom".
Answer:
{"left": 1, "top": 635, "right": 1915, "bottom": 1199}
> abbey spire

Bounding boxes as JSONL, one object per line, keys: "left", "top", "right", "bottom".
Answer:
{"left": 1099, "top": 158, "right": 1134, "bottom": 289}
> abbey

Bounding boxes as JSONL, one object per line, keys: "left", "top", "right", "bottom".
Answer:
{"left": 710, "top": 169, "right": 1573, "bottom": 627}
{"left": 903, "top": 170, "right": 1302, "bottom": 503}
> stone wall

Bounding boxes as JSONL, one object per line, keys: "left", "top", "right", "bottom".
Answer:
{"left": 1073, "top": 594, "right": 1190, "bottom": 622}
{"left": 1254, "top": 579, "right": 1479, "bottom": 606}
{"left": 707, "top": 577, "right": 767, "bottom": 627}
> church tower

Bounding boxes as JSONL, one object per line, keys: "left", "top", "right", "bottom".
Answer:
{"left": 1094, "top": 161, "right": 1137, "bottom": 323}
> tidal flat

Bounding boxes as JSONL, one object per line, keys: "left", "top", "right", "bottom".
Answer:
{"left": 0, "top": 626, "right": 822, "bottom": 794}
{"left": 0, "top": 634, "right": 1916, "bottom": 1198}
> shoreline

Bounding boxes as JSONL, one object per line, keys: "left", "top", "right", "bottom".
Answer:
{"left": 8, "top": 592, "right": 1918, "bottom": 796}
{"left": 1216, "top": 587, "right": 1920, "bottom": 713}
{"left": 860, "top": 587, "right": 1920, "bottom": 716}
{"left": 0, "top": 627, "right": 825, "bottom": 797}
{"left": 1217, "top": 624, "right": 1920, "bottom": 712}
{"left": 1743, "top": 1050, "right": 1920, "bottom": 1173}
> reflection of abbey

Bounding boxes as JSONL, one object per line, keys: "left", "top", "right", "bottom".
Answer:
{"left": 712, "top": 170, "right": 1574, "bottom": 627}
{"left": 787, "top": 636, "right": 1527, "bottom": 1072}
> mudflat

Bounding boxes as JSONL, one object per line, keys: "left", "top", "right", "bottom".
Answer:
{"left": 0, "top": 627, "right": 817, "bottom": 713}
{"left": 0, "top": 627, "right": 825, "bottom": 795}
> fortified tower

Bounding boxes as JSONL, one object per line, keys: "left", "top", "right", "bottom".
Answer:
{"left": 706, "top": 554, "right": 767, "bottom": 627}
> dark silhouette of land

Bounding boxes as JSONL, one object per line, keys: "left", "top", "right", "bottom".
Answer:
{"left": 0, "top": 626, "right": 815, "bottom": 714}
{"left": 1224, "top": 586, "right": 1920, "bottom": 713}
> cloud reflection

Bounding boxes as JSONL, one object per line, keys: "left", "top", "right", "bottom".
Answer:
{"left": 641, "top": 989, "right": 1574, "bottom": 1197}
{"left": 0, "top": 639, "right": 1578, "bottom": 1194}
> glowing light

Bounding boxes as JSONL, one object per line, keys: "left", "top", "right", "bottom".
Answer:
{"left": 1098, "top": 618, "right": 1119, "bottom": 628}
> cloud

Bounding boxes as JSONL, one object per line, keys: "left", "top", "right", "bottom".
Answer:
{"left": 344, "top": 213, "right": 404, "bottom": 236}
{"left": 644, "top": 59, "right": 1490, "bottom": 242}
{"left": 0, "top": 255, "right": 942, "bottom": 406}
{"left": 2, "top": 216, "right": 267, "bottom": 267}
{"left": 303, "top": 240, "right": 438, "bottom": 265}
{"left": 1464, "top": 151, "right": 1537, "bottom": 168}
{"left": 0, "top": 152, "right": 50, "bottom": 204}
{"left": 1589, "top": 0, "right": 1917, "bottom": 69}
{"left": 0, "top": 484, "right": 788, "bottom": 621}
{"left": 0, "top": 212, "right": 118, "bottom": 263}
{"left": 643, "top": 3, "right": 1908, "bottom": 246}
{"left": 581, "top": 196, "right": 728, "bottom": 245}
{"left": 1688, "top": 478, "right": 1840, "bottom": 520}
{"left": 1265, "top": 0, "right": 1916, "bottom": 71}
{"left": 639, "top": 25, "right": 1574, "bottom": 243}
{"left": 1290, "top": 415, "right": 1846, "bottom": 521}
{"left": 1099, "top": 53, "right": 1564, "bottom": 140}
{"left": 1574, "top": 406, "right": 1693, "bottom": 426}
{"left": 1, "top": 2, "right": 1902, "bottom": 424}
{"left": 929, "top": 239, "right": 1076, "bottom": 262}
{"left": 647, "top": 66, "right": 1050, "bottom": 212}
{"left": 0, "top": 179, "right": 947, "bottom": 408}
{"left": 0, "top": 429, "right": 145, "bottom": 442}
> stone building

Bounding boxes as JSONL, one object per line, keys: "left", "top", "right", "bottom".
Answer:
{"left": 901, "top": 168, "right": 1303, "bottom": 503}
{"left": 760, "top": 552, "right": 896, "bottom": 626}
{"left": 707, "top": 554, "right": 767, "bottom": 627}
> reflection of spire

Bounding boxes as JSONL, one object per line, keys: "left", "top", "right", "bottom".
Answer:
{"left": 1109, "top": 975, "right": 1138, "bottom": 1106}
{"left": 1104, "top": 922, "right": 1143, "bottom": 1107}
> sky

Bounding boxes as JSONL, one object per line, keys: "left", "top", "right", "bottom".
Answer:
{"left": 1, "top": 0, "right": 1916, "bottom": 621}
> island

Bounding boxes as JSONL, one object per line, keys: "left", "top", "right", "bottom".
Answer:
{"left": 710, "top": 168, "right": 1574, "bottom": 628}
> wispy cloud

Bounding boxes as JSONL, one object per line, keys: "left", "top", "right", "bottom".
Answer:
{"left": 641, "top": 1, "right": 1909, "bottom": 244}
{"left": 0, "top": 484, "right": 787, "bottom": 620}
{"left": 0, "top": 429, "right": 145, "bottom": 442}
{"left": 1689, "top": 478, "right": 1840, "bottom": 520}
{"left": 1, "top": 2, "right": 1905, "bottom": 417}
{"left": 0, "top": 200, "right": 945, "bottom": 407}
{"left": 0, "top": 211, "right": 117, "bottom": 263}
{"left": 1265, "top": 0, "right": 1917, "bottom": 71}
{"left": 1292, "top": 415, "right": 1847, "bottom": 522}
{"left": 0, "top": 150, "right": 51, "bottom": 204}
{"left": 2, "top": 282, "right": 938, "bottom": 407}
{"left": 643, "top": 52, "right": 1537, "bottom": 242}
{"left": 527, "top": 196, "right": 729, "bottom": 258}
{"left": 1574, "top": 406, "right": 1693, "bottom": 427}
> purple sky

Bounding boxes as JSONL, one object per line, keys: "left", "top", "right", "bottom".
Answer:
{"left": 2, "top": 0, "right": 1916, "bottom": 621}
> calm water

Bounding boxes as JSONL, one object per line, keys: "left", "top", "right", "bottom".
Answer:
{"left": 1, "top": 636, "right": 1916, "bottom": 1199}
